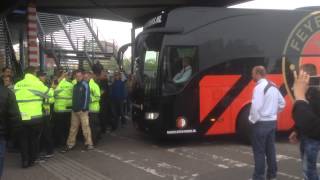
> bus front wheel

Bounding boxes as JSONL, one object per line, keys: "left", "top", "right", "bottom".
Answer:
{"left": 236, "top": 106, "right": 252, "bottom": 144}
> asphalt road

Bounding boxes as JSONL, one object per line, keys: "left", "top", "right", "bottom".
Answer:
{"left": 3, "top": 123, "right": 305, "bottom": 180}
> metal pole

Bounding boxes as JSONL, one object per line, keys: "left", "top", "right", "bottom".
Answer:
{"left": 79, "top": 59, "right": 83, "bottom": 70}
{"left": 92, "top": 35, "right": 94, "bottom": 59}
{"left": 19, "top": 28, "right": 24, "bottom": 70}
{"left": 131, "top": 25, "right": 136, "bottom": 74}
{"left": 51, "top": 34, "right": 53, "bottom": 48}
{"left": 39, "top": 44, "right": 45, "bottom": 72}
{"left": 58, "top": 50, "right": 61, "bottom": 67}
{"left": 96, "top": 27, "right": 98, "bottom": 39}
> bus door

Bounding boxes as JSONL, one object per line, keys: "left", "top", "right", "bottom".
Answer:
{"left": 161, "top": 46, "right": 199, "bottom": 133}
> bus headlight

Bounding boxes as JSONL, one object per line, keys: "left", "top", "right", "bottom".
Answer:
{"left": 176, "top": 116, "right": 187, "bottom": 129}
{"left": 145, "top": 112, "right": 159, "bottom": 120}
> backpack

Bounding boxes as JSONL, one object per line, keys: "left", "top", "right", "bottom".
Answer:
{"left": 264, "top": 81, "right": 278, "bottom": 95}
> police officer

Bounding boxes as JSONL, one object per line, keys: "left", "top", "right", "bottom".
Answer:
{"left": 14, "top": 67, "right": 54, "bottom": 168}
{"left": 53, "top": 70, "right": 73, "bottom": 148}
{"left": 37, "top": 71, "right": 55, "bottom": 159}
{"left": 85, "top": 71, "right": 101, "bottom": 145}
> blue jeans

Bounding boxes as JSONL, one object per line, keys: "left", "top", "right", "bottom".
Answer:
{"left": 300, "top": 136, "right": 320, "bottom": 180}
{"left": 251, "top": 121, "right": 277, "bottom": 180}
{"left": 0, "top": 139, "right": 6, "bottom": 178}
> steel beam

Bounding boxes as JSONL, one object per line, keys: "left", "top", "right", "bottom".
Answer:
{"left": 131, "top": 25, "right": 135, "bottom": 74}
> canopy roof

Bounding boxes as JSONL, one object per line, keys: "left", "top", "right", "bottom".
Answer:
{"left": 34, "top": 0, "right": 248, "bottom": 25}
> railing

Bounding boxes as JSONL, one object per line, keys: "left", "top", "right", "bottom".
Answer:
{"left": 86, "top": 18, "right": 118, "bottom": 55}
{"left": 37, "top": 12, "right": 118, "bottom": 70}
{"left": 0, "top": 17, "right": 22, "bottom": 77}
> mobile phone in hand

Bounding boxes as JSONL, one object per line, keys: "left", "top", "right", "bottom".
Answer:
{"left": 309, "top": 75, "right": 320, "bottom": 87}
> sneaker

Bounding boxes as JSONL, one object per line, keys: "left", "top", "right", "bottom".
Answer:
{"left": 28, "top": 161, "right": 35, "bottom": 167}
{"left": 22, "top": 161, "right": 29, "bottom": 168}
{"left": 86, "top": 145, "right": 94, "bottom": 151}
{"left": 60, "top": 146, "right": 73, "bottom": 153}
{"left": 101, "top": 129, "right": 106, "bottom": 134}
{"left": 35, "top": 158, "right": 46, "bottom": 164}
{"left": 38, "top": 155, "right": 47, "bottom": 160}
{"left": 44, "top": 153, "right": 54, "bottom": 158}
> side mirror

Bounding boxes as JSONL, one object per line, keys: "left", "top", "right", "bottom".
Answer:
{"left": 116, "top": 43, "right": 131, "bottom": 63}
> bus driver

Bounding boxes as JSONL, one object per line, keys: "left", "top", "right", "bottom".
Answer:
{"left": 173, "top": 57, "right": 192, "bottom": 84}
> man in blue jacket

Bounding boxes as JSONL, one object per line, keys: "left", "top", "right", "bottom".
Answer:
{"left": 63, "top": 70, "right": 93, "bottom": 151}
{"left": 110, "top": 71, "right": 126, "bottom": 129}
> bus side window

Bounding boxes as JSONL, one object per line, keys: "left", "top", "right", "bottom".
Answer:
{"left": 165, "top": 46, "right": 197, "bottom": 87}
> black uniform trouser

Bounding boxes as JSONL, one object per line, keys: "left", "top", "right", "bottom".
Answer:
{"left": 7, "top": 126, "right": 20, "bottom": 151}
{"left": 99, "top": 106, "right": 107, "bottom": 133}
{"left": 40, "top": 115, "right": 54, "bottom": 155}
{"left": 89, "top": 112, "right": 101, "bottom": 145}
{"left": 99, "top": 93, "right": 111, "bottom": 132}
{"left": 111, "top": 100, "right": 125, "bottom": 129}
{"left": 19, "top": 119, "right": 43, "bottom": 165}
{"left": 53, "top": 112, "right": 71, "bottom": 147}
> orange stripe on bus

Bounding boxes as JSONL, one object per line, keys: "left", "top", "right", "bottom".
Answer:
{"left": 199, "top": 75, "right": 241, "bottom": 122}
{"left": 201, "top": 74, "right": 293, "bottom": 136}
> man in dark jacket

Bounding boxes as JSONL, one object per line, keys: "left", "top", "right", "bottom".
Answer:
{"left": 92, "top": 60, "right": 104, "bottom": 75}
{"left": 0, "top": 84, "right": 21, "bottom": 177}
{"left": 63, "top": 70, "right": 93, "bottom": 152}
{"left": 0, "top": 67, "right": 13, "bottom": 86}
{"left": 98, "top": 70, "right": 110, "bottom": 133}
{"left": 110, "top": 71, "right": 126, "bottom": 129}
{"left": 291, "top": 64, "right": 320, "bottom": 180}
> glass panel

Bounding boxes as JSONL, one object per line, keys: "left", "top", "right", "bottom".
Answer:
{"left": 144, "top": 51, "right": 159, "bottom": 79}
{"left": 163, "top": 46, "right": 197, "bottom": 94}
{"left": 144, "top": 50, "right": 159, "bottom": 93}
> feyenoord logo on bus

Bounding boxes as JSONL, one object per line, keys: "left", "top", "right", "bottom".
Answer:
{"left": 282, "top": 11, "right": 320, "bottom": 100}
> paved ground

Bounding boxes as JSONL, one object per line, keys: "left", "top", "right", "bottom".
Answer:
{"left": 3, "top": 122, "right": 305, "bottom": 180}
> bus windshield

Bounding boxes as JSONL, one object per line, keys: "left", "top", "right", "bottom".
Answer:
{"left": 143, "top": 50, "right": 159, "bottom": 93}
{"left": 143, "top": 50, "right": 159, "bottom": 79}
{"left": 135, "top": 33, "right": 163, "bottom": 95}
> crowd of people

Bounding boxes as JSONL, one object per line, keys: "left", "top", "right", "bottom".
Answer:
{"left": 1, "top": 63, "right": 320, "bottom": 180}
{"left": 0, "top": 65, "right": 136, "bottom": 173}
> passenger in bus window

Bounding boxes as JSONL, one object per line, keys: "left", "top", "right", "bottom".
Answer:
{"left": 172, "top": 57, "right": 192, "bottom": 84}
{"left": 172, "top": 57, "right": 183, "bottom": 76}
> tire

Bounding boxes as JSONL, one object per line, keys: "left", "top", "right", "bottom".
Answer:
{"left": 236, "top": 105, "right": 252, "bottom": 144}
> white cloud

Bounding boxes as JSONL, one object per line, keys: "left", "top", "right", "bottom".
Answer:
{"left": 93, "top": 19, "right": 132, "bottom": 47}
{"left": 93, "top": 19, "right": 142, "bottom": 58}
{"left": 229, "top": 0, "right": 320, "bottom": 10}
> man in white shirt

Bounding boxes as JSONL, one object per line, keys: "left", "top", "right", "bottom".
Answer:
{"left": 173, "top": 57, "right": 192, "bottom": 84}
{"left": 249, "top": 66, "right": 285, "bottom": 180}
